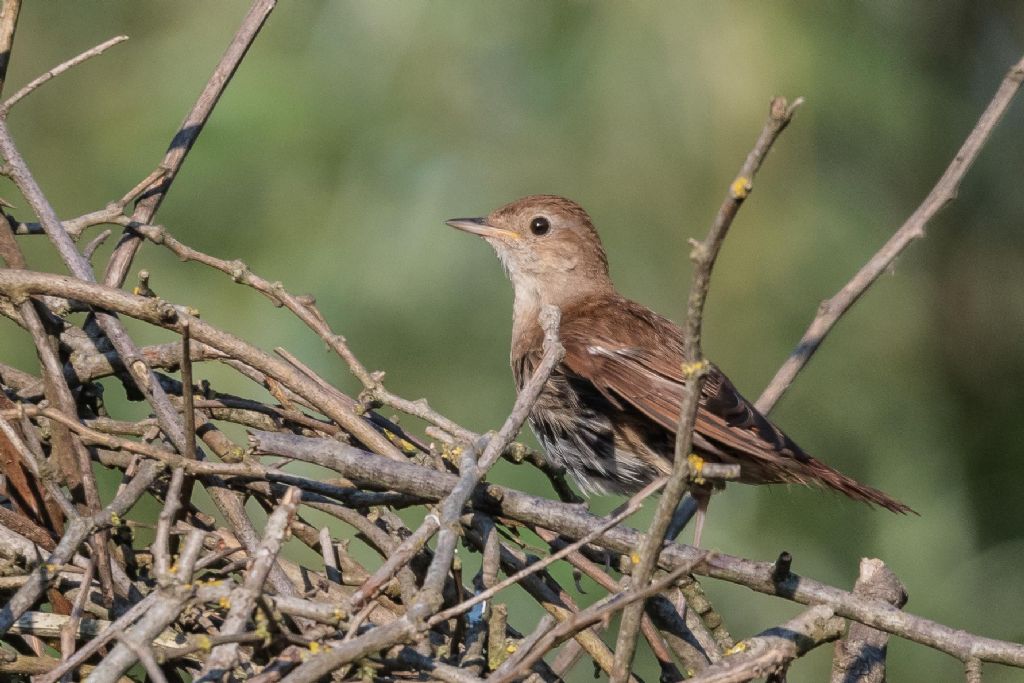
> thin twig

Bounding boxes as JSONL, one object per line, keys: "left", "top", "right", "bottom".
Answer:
{"left": 756, "top": 54, "right": 1024, "bottom": 413}
{"left": 153, "top": 467, "right": 185, "bottom": 581}
{"left": 481, "top": 306, "right": 563, "bottom": 470}
{"left": 964, "top": 658, "right": 984, "bottom": 683}
{"left": 428, "top": 477, "right": 663, "bottom": 626}
{"left": 180, "top": 320, "right": 198, "bottom": 461}
{"left": 103, "top": 0, "right": 278, "bottom": 287}
{"left": 611, "top": 96, "right": 802, "bottom": 682}
{"left": 0, "top": 0, "right": 22, "bottom": 96}
{"left": 490, "top": 551, "right": 711, "bottom": 683}
{"left": 320, "top": 526, "right": 340, "bottom": 584}
{"left": 58, "top": 558, "right": 94, "bottom": 683}
{"left": 196, "top": 487, "right": 300, "bottom": 682}
{"left": 0, "top": 35, "right": 128, "bottom": 115}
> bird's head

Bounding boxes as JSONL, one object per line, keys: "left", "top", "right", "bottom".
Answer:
{"left": 447, "top": 194, "right": 612, "bottom": 308}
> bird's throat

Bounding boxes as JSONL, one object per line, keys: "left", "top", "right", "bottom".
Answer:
{"left": 510, "top": 279, "right": 544, "bottom": 346}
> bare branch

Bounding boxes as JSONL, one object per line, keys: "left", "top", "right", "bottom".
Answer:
{"left": 197, "top": 487, "right": 300, "bottom": 681}
{"left": 686, "top": 605, "right": 844, "bottom": 683}
{"left": 0, "top": 0, "right": 22, "bottom": 96}
{"left": 103, "top": 0, "right": 278, "bottom": 287}
{"left": 831, "top": 558, "right": 908, "bottom": 683}
{"left": 612, "top": 96, "right": 802, "bottom": 682}
{"left": 0, "top": 12, "right": 1020, "bottom": 683}
{"left": 86, "top": 529, "right": 206, "bottom": 683}
{"left": 757, "top": 54, "right": 1024, "bottom": 413}
{"left": 251, "top": 430, "right": 1024, "bottom": 669}
{"left": 0, "top": 35, "right": 128, "bottom": 114}
{"left": 430, "top": 478, "right": 662, "bottom": 627}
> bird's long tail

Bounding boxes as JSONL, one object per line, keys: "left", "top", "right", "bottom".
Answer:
{"left": 803, "top": 457, "right": 915, "bottom": 514}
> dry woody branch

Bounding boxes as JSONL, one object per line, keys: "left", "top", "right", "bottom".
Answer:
{"left": 0, "top": 4, "right": 1022, "bottom": 683}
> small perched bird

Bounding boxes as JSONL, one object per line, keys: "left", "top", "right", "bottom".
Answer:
{"left": 447, "top": 195, "right": 912, "bottom": 536}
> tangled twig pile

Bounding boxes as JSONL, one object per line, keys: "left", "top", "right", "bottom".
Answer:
{"left": 0, "top": 3, "right": 1022, "bottom": 682}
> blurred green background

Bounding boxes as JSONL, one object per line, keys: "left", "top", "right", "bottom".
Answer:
{"left": 2, "top": 2, "right": 1023, "bottom": 681}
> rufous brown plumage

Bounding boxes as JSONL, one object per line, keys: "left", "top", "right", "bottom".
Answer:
{"left": 447, "top": 194, "right": 912, "bottom": 514}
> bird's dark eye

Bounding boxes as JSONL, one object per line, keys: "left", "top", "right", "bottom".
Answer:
{"left": 530, "top": 216, "right": 550, "bottom": 236}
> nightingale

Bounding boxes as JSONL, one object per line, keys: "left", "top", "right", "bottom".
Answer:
{"left": 446, "top": 194, "right": 912, "bottom": 533}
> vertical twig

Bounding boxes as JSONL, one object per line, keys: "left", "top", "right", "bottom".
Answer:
{"left": 180, "top": 320, "right": 197, "bottom": 461}
{"left": 177, "top": 319, "right": 198, "bottom": 537}
{"left": 59, "top": 557, "right": 94, "bottom": 683}
{"left": 153, "top": 468, "right": 185, "bottom": 582}
{"left": 0, "top": 0, "right": 21, "bottom": 96}
{"left": 196, "top": 487, "right": 300, "bottom": 682}
{"left": 320, "top": 526, "right": 340, "bottom": 584}
{"left": 610, "top": 96, "right": 802, "bottom": 682}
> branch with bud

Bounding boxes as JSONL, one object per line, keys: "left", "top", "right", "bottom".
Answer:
{"left": 0, "top": 4, "right": 1022, "bottom": 683}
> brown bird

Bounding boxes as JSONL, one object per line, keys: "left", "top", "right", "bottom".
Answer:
{"left": 447, "top": 195, "right": 912, "bottom": 538}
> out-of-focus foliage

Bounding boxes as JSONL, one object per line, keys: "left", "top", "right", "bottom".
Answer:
{"left": 2, "top": 3, "right": 1023, "bottom": 680}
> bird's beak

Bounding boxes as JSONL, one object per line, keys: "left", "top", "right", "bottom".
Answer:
{"left": 445, "top": 217, "right": 520, "bottom": 241}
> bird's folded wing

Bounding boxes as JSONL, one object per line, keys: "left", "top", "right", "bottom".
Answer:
{"left": 561, "top": 331, "right": 806, "bottom": 469}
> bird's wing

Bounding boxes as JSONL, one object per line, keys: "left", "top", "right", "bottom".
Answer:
{"left": 559, "top": 300, "right": 806, "bottom": 472}
{"left": 550, "top": 296, "right": 912, "bottom": 512}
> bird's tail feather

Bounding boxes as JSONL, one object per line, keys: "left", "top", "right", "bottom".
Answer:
{"left": 804, "top": 458, "right": 915, "bottom": 515}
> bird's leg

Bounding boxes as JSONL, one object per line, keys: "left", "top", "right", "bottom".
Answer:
{"left": 692, "top": 488, "right": 711, "bottom": 548}
{"left": 665, "top": 494, "right": 699, "bottom": 540}
{"left": 685, "top": 455, "right": 713, "bottom": 548}
{"left": 665, "top": 454, "right": 715, "bottom": 544}
{"left": 674, "top": 486, "right": 712, "bottom": 619}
